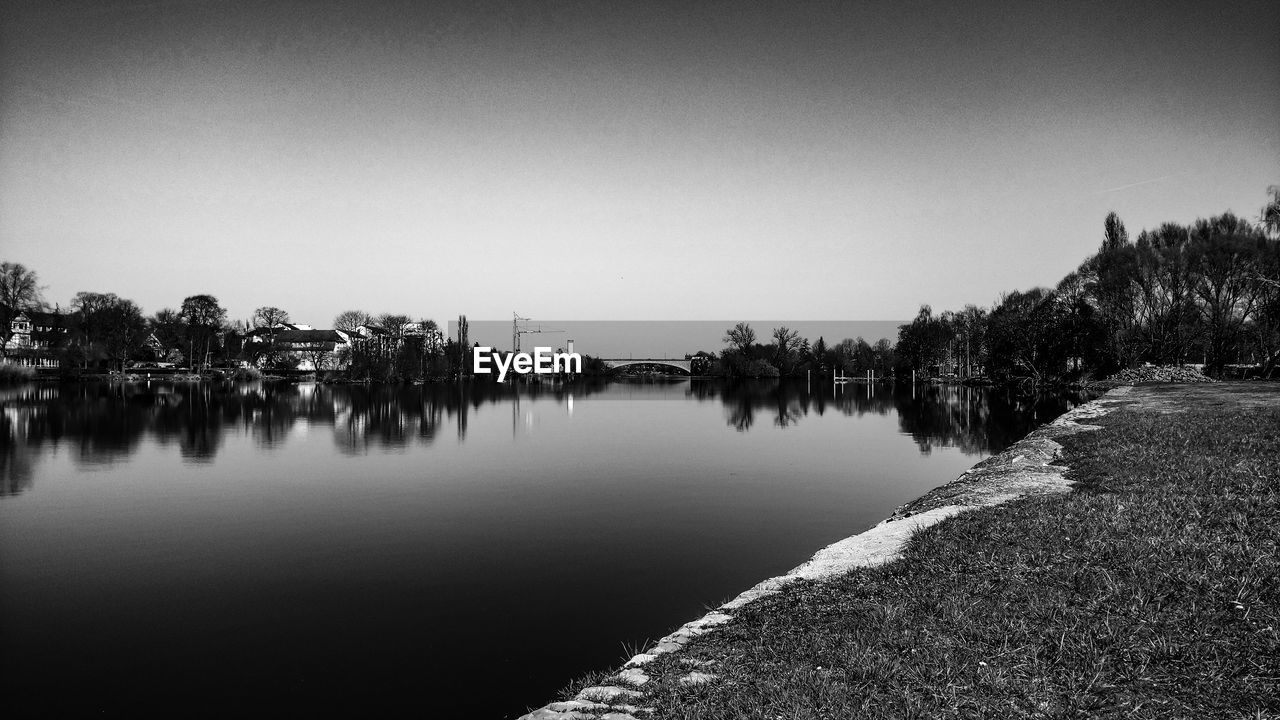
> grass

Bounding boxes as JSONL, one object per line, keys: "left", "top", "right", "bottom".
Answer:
{"left": 564, "top": 385, "right": 1280, "bottom": 719}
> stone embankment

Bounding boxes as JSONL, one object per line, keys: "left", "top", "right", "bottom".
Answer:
{"left": 516, "top": 388, "right": 1135, "bottom": 720}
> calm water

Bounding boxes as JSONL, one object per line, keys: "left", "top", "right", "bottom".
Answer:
{"left": 0, "top": 379, "right": 1087, "bottom": 717}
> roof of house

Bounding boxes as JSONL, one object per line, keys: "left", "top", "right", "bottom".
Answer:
{"left": 273, "top": 329, "right": 343, "bottom": 344}
{"left": 9, "top": 308, "right": 68, "bottom": 326}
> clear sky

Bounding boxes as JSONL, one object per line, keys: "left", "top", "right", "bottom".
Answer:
{"left": 2, "top": 0, "right": 1277, "bottom": 328}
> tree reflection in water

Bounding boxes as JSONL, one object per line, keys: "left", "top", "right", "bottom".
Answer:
{"left": 688, "top": 379, "right": 1089, "bottom": 455}
{"left": 0, "top": 379, "right": 1090, "bottom": 496}
{"left": 892, "top": 383, "right": 1091, "bottom": 455}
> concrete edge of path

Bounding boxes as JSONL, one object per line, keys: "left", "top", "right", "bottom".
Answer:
{"left": 517, "top": 386, "right": 1134, "bottom": 720}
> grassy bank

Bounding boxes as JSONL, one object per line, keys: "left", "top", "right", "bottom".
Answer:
{"left": 562, "top": 384, "right": 1279, "bottom": 718}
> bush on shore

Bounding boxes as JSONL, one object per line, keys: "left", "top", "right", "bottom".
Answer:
{"left": 0, "top": 362, "right": 37, "bottom": 384}
{"left": 232, "top": 366, "right": 263, "bottom": 381}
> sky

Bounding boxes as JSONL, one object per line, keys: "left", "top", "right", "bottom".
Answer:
{"left": 456, "top": 320, "right": 906, "bottom": 357}
{"left": 1, "top": 0, "right": 1277, "bottom": 331}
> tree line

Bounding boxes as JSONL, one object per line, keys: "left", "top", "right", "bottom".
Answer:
{"left": 689, "top": 321, "right": 896, "bottom": 379}
{"left": 655, "top": 190, "right": 1279, "bottom": 383}
{"left": 894, "top": 187, "right": 1280, "bottom": 384}
{"left": 4, "top": 187, "right": 1277, "bottom": 384}
{"left": 0, "top": 273, "right": 457, "bottom": 380}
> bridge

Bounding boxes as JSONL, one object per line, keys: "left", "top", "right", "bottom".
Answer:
{"left": 599, "top": 358, "right": 694, "bottom": 374}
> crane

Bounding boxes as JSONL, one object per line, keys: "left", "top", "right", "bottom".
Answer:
{"left": 512, "top": 312, "right": 565, "bottom": 352}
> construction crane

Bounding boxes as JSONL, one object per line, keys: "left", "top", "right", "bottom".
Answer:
{"left": 512, "top": 312, "right": 565, "bottom": 352}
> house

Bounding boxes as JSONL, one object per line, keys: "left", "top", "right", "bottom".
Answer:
{"left": 141, "top": 332, "right": 182, "bottom": 364}
{"left": 352, "top": 321, "right": 437, "bottom": 339}
{"left": 235, "top": 325, "right": 294, "bottom": 365}
{"left": 272, "top": 329, "right": 346, "bottom": 350}
{"left": 3, "top": 309, "right": 69, "bottom": 368}
{"left": 352, "top": 324, "right": 387, "bottom": 339}
{"left": 271, "top": 329, "right": 348, "bottom": 371}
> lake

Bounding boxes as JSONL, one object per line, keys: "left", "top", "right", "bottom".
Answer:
{"left": 0, "top": 378, "right": 1087, "bottom": 717}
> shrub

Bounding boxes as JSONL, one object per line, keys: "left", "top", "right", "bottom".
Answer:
{"left": 232, "top": 366, "right": 263, "bottom": 381}
{"left": 0, "top": 362, "right": 37, "bottom": 384}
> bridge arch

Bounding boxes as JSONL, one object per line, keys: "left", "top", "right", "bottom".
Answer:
{"left": 600, "top": 358, "right": 694, "bottom": 375}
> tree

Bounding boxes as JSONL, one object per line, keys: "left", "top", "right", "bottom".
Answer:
{"left": 1053, "top": 273, "right": 1106, "bottom": 377}
{"left": 852, "top": 337, "right": 876, "bottom": 372}
{"left": 299, "top": 343, "right": 336, "bottom": 376}
{"left": 810, "top": 336, "right": 830, "bottom": 373}
{"left": 896, "top": 305, "right": 951, "bottom": 375}
{"left": 150, "top": 308, "right": 183, "bottom": 360}
{"left": 1188, "top": 213, "right": 1266, "bottom": 374}
{"left": 71, "top": 292, "right": 148, "bottom": 370}
{"left": 985, "top": 288, "right": 1073, "bottom": 386}
{"left": 723, "top": 322, "right": 755, "bottom": 353}
{"left": 1250, "top": 237, "right": 1280, "bottom": 377}
{"left": 70, "top": 292, "right": 118, "bottom": 367}
{"left": 179, "top": 295, "right": 227, "bottom": 370}
{"left": 252, "top": 306, "right": 291, "bottom": 330}
{"left": 377, "top": 313, "right": 412, "bottom": 338}
{"left": 0, "top": 262, "right": 46, "bottom": 357}
{"left": 872, "top": 338, "right": 894, "bottom": 374}
{"left": 415, "top": 318, "right": 443, "bottom": 346}
{"left": 415, "top": 318, "right": 446, "bottom": 377}
{"left": 334, "top": 310, "right": 372, "bottom": 334}
{"left": 770, "top": 326, "right": 801, "bottom": 371}
{"left": 833, "top": 338, "right": 858, "bottom": 374}
{"left": 251, "top": 306, "right": 292, "bottom": 367}
{"left": 1103, "top": 211, "right": 1129, "bottom": 251}
{"left": 456, "top": 314, "right": 470, "bottom": 376}
{"left": 1106, "top": 223, "right": 1196, "bottom": 365}
{"left": 954, "top": 304, "right": 988, "bottom": 377}
{"left": 103, "top": 299, "right": 148, "bottom": 369}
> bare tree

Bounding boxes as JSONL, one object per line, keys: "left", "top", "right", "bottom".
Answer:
{"left": 416, "top": 318, "right": 444, "bottom": 353}
{"left": 377, "top": 313, "right": 412, "bottom": 338}
{"left": 251, "top": 306, "right": 291, "bottom": 367}
{"left": 770, "top": 326, "right": 801, "bottom": 368}
{"left": 252, "top": 306, "right": 291, "bottom": 329}
{"left": 1189, "top": 213, "right": 1266, "bottom": 374}
{"left": 300, "top": 343, "right": 335, "bottom": 376}
{"left": 723, "top": 322, "right": 755, "bottom": 352}
{"left": 333, "top": 310, "right": 372, "bottom": 334}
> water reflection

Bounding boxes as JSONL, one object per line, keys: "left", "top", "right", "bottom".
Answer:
{"left": 893, "top": 383, "right": 1089, "bottom": 455}
{"left": 0, "top": 379, "right": 1089, "bottom": 497}
{"left": 687, "top": 379, "right": 1089, "bottom": 455}
{"left": 0, "top": 377, "right": 1093, "bottom": 716}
